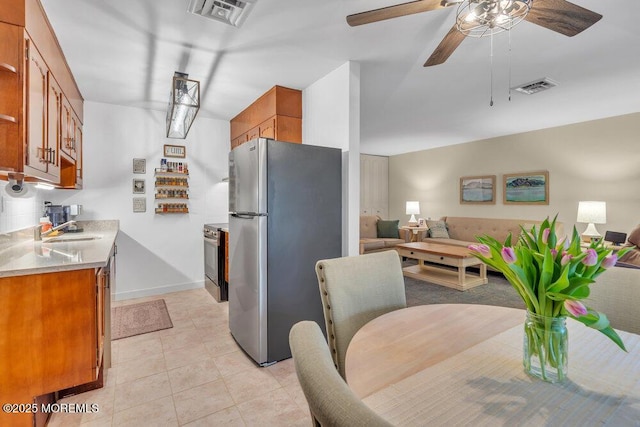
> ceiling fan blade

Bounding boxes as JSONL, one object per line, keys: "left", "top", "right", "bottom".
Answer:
{"left": 525, "top": 0, "right": 602, "bottom": 37}
{"left": 346, "top": 0, "right": 449, "bottom": 27}
{"left": 424, "top": 25, "right": 466, "bottom": 67}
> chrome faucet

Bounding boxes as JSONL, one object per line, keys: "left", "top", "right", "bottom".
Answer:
{"left": 34, "top": 220, "right": 77, "bottom": 241}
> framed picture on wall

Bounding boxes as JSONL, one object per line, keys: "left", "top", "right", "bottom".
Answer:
{"left": 460, "top": 175, "right": 496, "bottom": 204}
{"left": 133, "top": 158, "right": 146, "bottom": 174}
{"left": 133, "top": 197, "right": 146, "bottom": 213}
{"left": 503, "top": 171, "right": 549, "bottom": 205}
{"left": 133, "top": 179, "right": 145, "bottom": 194}
{"left": 164, "top": 144, "right": 186, "bottom": 158}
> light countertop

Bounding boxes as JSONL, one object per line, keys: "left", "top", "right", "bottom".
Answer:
{"left": 0, "top": 220, "right": 119, "bottom": 278}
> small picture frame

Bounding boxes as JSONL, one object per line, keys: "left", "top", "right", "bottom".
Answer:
{"left": 164, "top": 144, "right": 186, "bottom": 158}
{"left": 418, "top": 218, "right": 427, "bottom": 227}
{"left": 133, "top": 197, "right": 146, "bottom": 213}
{"left": 133, "top": 158, "right": 146, "bottom": 174}
{"left": 133, "top": 179, "right": 145, "bottom": 194}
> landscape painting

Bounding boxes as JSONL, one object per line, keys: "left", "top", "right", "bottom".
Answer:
{"left": 460, "top": 175, "right": 496, "bottom": 204}
{"left": 503, "top": 171, "right": 549, "bottom": 205}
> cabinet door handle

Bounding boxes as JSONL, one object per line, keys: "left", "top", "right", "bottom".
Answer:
{"left": 37, "top": 147, "right": 46, "bottom": 163}
{"left": 0, "top": 63, "right": 17, "bottom": 74}
{"left": 0, "top": 113, "right": 17, "bottom": 123}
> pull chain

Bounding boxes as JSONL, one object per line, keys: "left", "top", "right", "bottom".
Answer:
{"left": 508, "top": 26, "right": 512, "bottom": 102}
{"left": 489, "top": 30, "right": 494, "bottom": 107}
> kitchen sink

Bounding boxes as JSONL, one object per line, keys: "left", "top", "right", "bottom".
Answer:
{"left": 43, "top": 235, "right": 102, "bottom": 243}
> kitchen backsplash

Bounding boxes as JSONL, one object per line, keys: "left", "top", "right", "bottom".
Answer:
{"left": 0, "top": 185, "right": 44, "bottom": 234}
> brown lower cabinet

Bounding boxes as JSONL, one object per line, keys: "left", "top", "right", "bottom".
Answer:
{"left": 0, "top": 257, "right": 112, "bottom": 427}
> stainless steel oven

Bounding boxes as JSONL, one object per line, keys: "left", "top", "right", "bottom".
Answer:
{"left": 204, "top": 224, "right": 227, "bottom": 302}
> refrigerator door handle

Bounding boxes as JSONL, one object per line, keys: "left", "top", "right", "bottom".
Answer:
{"left": 231, "top": 213, "right": 268, "bottom": 219}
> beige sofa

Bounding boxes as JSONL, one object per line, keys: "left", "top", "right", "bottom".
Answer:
{"left": 418, "top": 216, "right": 639, "bottom": 333}
{"left": 421, "top": 216, "right": 564, "bottom": 247}
{"left": 588, "top": 265, "right": 640, "bottom": 334}
{"left": 359, "top": 215, "right": 410, "bottom": 254}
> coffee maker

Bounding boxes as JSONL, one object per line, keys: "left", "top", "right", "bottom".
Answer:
{"left": 44, "top": 203, "right": 69, "bottom": 227}
{"left": 44, "top": 202, "right": 83, "bottom": 231}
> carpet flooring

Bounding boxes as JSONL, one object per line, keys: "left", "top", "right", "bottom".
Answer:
{"left": 402, "top": 261, "right": 525, "bottom": 310}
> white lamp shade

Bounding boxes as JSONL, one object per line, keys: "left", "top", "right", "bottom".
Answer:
{"left": 576, "top": 201, "right": 606, "bottom": 224}
{"left": 577, "top": 201, "right": 606, "bottom": 239}
{"left": 406, "top": 201, "right": 420, "bottom": 225}
{"left": 406, "top": 201, "right": 420, "bottom": 215}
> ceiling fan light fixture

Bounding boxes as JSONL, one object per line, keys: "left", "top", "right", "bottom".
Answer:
{"left": 456, "top": 0, "right": 531, "bottom": 37}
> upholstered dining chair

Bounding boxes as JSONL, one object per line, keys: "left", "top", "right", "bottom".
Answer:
{"left": 315, "top": 250, "right": 406, "bottom": 379}
{"left": 289, "top": 321, "right": 393, "bottom": 427}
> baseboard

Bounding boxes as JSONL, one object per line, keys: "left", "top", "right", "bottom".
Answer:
{"left": 113, "top": 280, "right": 204, "bottom": 301}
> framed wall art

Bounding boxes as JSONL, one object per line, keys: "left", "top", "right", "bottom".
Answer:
{"left": 460, "top": 175, "right": 496, "bottom": 204}
{"left": 133, "top": 158, "right": 146, "bottom": 174}
{"left": 133, "top": 179, "right": 145, "bottom": 194}
{"left": 164, "top": 144, "right": 186, "bottom": 158}
{"left": 133, "top": 197, "right": 146, "bottom": 213}
{"left": 503, "top": 171, "right": 549, "bottom": 205}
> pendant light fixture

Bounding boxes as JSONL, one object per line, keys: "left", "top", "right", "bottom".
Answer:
{"left": 166, "top": 72, "right": 200, "bottom": 139}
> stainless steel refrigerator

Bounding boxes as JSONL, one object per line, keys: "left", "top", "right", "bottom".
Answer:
{"left": 228, "top": 138, "right": 342, "bottom": 366}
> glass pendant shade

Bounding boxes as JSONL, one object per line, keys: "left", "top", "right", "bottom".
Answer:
{"left": 166, "top": 72, "right": 200, "bottom": 139}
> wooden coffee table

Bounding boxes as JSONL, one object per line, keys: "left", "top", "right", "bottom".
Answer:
{"left": 395, "top": 242, "right": 487, "bottom": 291}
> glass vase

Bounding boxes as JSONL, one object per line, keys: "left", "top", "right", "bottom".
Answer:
{"left": 523, "top": 311, "right": 568, "bottom": 383}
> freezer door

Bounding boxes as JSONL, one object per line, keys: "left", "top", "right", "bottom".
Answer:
{"left": 228, "top": 213, "right": 268, "bottom": 364}
{"left": 229, "top": 138, "right": 267, "bottom": 214}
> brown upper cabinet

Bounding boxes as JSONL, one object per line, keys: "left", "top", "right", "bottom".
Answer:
{"left": 230, "top": 85, "right": 302, "bottom": 149}
{"left": 0, "top": 0, "right": 84, "bottom": 188}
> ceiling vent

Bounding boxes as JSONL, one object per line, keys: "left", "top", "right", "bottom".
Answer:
{"left": 187, "top": 0, "right": 257, "bottom": 27}
{"left": 512, "top": 78, "right": 558, "bottom": 95}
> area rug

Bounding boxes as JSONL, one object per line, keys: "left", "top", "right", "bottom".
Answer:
{"left": 402, "top": 260, "right": 526, "bottom": 310}
{"left": 111, "top": 299, "right": 173, "bottom": 340}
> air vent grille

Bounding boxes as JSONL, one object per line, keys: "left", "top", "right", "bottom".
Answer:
{"left": 512, "top": 78, "right": 558, "bottom": 95}
{"left": 188, "top": 0, "right": 257, "bottom": 27}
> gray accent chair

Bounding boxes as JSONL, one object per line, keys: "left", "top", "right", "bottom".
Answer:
{"left": 289, "top": 321, "right": 393, "bottom": 427}
{"left": 315, "top": 250, "right": 407, "bottom": 379}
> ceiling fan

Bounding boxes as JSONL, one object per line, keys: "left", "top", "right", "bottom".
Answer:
{"left": 346, "top": 0, "right": 602, "bottom": 66}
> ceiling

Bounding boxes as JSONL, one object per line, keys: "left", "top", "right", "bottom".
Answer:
{"left": 40, "top": 0, "right": 640, "bottom": 156}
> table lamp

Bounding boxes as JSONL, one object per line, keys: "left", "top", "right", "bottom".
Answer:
{"left": 576, "top": 201, "right": 606, "bottom": 242}
{"left": 406, "top": 201, "right": 420, "bottom": 226}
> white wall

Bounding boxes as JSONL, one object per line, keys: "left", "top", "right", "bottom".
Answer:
{"left": 48, "top": 101, "right": 230, "bottom": 300}
{"left": 389, "top": 113, "right": 640, "bottom": 236}
{"left": 303, "top": 61, "right": 361, "bottom": 256}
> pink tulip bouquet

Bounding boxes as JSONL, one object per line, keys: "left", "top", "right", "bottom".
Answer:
{"left": 468, "top": 217, "right": 633, "bottom": 381}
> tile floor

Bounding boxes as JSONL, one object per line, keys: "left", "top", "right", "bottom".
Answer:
{"left": 48, "top": 289, "right": 311, "bottom": 426}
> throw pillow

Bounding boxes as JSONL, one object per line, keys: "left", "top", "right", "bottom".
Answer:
{"left": 426, "top": 220, "right": 450, "bottom": 239}
{"left": 377, "top": 220, "right": 400, "bottom": 239}
{"left": 627, "top": 225, "right": 640, "bottom": 246}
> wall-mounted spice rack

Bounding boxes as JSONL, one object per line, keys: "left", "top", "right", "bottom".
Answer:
{"left": 155, "top": 203, "right": 189, "bottom": 214}
{"left": 154, "top": 160, "right": 189, "bottom": 214}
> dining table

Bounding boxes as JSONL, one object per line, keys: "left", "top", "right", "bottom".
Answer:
{"left": 345, "top": 304, "right": 640, "bottom": 426}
